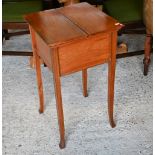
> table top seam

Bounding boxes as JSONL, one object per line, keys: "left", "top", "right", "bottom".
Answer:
{"left": 57, "top": 10, "right": 89, "bottom": 36}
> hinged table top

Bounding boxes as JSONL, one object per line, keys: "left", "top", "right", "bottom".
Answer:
{"left": 24, "top": 2, "right": 122, "bottom": 47}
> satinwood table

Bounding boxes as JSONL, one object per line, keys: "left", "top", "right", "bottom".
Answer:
{"left": 24, "top": 2, "right": 123, "bottom": 149}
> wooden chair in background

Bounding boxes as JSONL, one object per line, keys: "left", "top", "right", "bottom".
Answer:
{"left": 101, "top": 0, "right": 153, "bottom": 75}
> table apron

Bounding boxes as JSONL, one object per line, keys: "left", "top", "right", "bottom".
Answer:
{"left": 58, "top": 34, "right": 111, "bottom": 75}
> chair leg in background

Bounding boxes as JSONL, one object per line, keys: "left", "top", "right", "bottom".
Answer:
{"left": 82, "top": 69, "right": 88, "bottom": 97}
{"left": 143, "top": 34, "right": 152, "bottom": 76}
{"left": 3, "top": 29, "right": 10, "bottom": 40}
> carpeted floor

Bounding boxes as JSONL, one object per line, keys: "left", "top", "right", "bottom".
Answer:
{"left": 2, "top": 32, "right": 153, "bottom": 154}
{"left": 2, "top": 53, "right": 153, "bottom": 154}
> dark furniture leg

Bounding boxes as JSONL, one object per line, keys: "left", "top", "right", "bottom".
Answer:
{"left": 82, "top": 69, "right": 88, "bottom": 97}
{"left": 143, "top": 34, "right": 152, "bottom": 76}
{"left": 3, "top": 29, "right": 10, "bottom": 40}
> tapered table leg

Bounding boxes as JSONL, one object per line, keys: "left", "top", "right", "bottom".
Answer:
{"left": 108, "top": 32, "right": 117, "bottom": 128}
{"left": 35, "top": 54, "right": 44, "bottom": 113}
{"left": 143, "top": 34, "right": 151, "bottom": 76}
{"left": 52, "top": 49, "right": 65, "bottom": 149}
{"left": 108, "top": 61, "right": 116, "bottom": 128}
{"left": 82, "top": 69, "right": 88, "bottom": 97}
{"left": 30, "top": 26, "right": 44, "bottom": 113}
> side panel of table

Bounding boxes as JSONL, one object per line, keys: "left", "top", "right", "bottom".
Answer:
{"left": 35, "top": 31, "right": 53, "bottom": 71}
{"left": 58, "top": 33, "right": 111, "bottom": 76}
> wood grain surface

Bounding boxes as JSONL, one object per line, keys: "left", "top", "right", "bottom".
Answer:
{"left": 24, "top": 3, "right": 122, "bottom": 47}
{"left": 25, "top": 3, "right": 123, "bottom": 148}
{"left": 58, "top": 33, "right": 111, "bottom": 75}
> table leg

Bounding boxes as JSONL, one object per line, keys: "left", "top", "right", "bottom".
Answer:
{"left": 52, "top": 49, "right": 65, "bottom": 149}
{"left": 82, "top": 69, "right": 88, "bottom": 97}
{"left": 108, "top": 61, "right": 116, "bottom": 128}
{"left": 29, "top": 26, "right": 44, "bottom": 113}
{"left": 35, "top": 54, "right": 44, "bottom": 113}
{"left": 143, "top": 34, "right": 151, "bottom": 75}
{"left": 108, "top": 32, "right": 117, "bottom": 128}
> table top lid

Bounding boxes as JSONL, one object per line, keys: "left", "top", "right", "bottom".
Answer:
{"left": 24, "top": 2, "right": 123, "bottom": 47}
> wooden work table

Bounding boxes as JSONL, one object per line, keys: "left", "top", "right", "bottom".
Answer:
{"left": 24, "top": 2, "right": 123, "bottom": 149}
